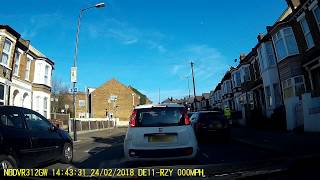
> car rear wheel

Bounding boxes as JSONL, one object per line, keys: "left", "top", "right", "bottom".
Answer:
{"left": 0, "top": 155, "right": 17, "bottom": 169}
{"left": 60, "top": 143, "right": 73, "bottom": 164}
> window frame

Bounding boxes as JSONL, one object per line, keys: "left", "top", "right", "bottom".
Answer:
{"left": 43, "top": 97, "right": 48, "bottom": 118}
{"left": 0, "top": 83, "right": 6, "bottom": 105}
{"left": 25, "top": 56, "right": 32, "bottom": 81}
{"left": 0, "top": 38, "right": 13, "bottom": 67}
{"left": 272, "top": 27, "right": 299, "bottom": 62}
{"left": 297, "top": 13, "right": 315, "bottom": 49}
{"left": 309, "top": 2, "right": 320, "bottom": 31}
{"left": 44, "top": 65, "right": 49, "bottom": 85}
{"left": 13, "top": 50, "right": 21, "bottom": 77}
{"left": 282, "top": 75, "right": 306, "bottom": 99}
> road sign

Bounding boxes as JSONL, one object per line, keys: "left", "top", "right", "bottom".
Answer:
{"left": 69, "top": 88, "right": 78, "bottom": 93}
{"left": 71, "top": 67, "right": 77, "bottom": 83}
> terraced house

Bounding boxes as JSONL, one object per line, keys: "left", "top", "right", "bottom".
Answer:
{"left": 211, "top": 0, "right": 320, "bottom": 132}
{"left": 0, "top": 25, "right": 54, "bottom": 118}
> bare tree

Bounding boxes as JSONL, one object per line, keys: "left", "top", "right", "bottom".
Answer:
{"left": 51, "top": 78, "right": 69, "bottom": 114}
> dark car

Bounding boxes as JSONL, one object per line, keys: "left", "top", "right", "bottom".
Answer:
{"left": 190, "top": 111, "right": 230, "bottom": 142}
{"left": 0, "top": 106, "right": 73, "bottom": 169}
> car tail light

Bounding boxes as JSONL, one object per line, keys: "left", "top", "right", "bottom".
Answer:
{"left": 129, "top": 110, "right": 137, "bottom": 127}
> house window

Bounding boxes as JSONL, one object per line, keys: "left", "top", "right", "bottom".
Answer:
{"left": 312, "top": 5, "right": 320, "bottom": 30}
{"left": 43, "top": 97, "right": 48, "bottom": 118}
{"left": 232, "top": 71, "right": 241, "bottom": 87}
{"left": 0, "top": 84, "right": 5, "bottom": 105}
{"left": 223, "top": 80, "right": 231, "bottom": 94}
{"left": 44, "top": 65, "right": 49, "bottom": 85}
{"left": 282, "top": 75, "right": 306, "bottom": 99}
{"left": 298, "top": 15, "right": 314, "bottom": 49}
{"left": 79, "top": 100, "right": 85, "bottom": 107}
{"left": 35, "top": 96, "right": 40, "bottom": 112}
{"left": 265, "top": 86, "right": 272, "bottom": 108}
{"left": 273, "top": 83, "right": 282, "bottom": 106}
{"left": 272, "top": 27, "right": 299, "bottom": 61}
{"left": 13, "top": 51, "right": 21, "bottom": 76}
{"left": 0, "top": 39, "right": 12, "bottom": 67}
{"left": 241, "top": 65, "right": 251, "bottom": 83}
{"left": 25, "top": 57, "right": 31, "bottom": 81}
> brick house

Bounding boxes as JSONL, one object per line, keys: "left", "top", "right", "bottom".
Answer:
{"left": 0, "top": 25, "right": 54, "bottom": 119}
{"left": 89, "top": 79, "right": 143, "bottom": 121}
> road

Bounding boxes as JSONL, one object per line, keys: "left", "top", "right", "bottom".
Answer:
{"left": 46, "top": 128, "right": 280, "bottom": 171}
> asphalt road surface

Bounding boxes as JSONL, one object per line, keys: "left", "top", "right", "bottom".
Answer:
{"left": 45, "top": 128, "right": 278, "bottom": 169}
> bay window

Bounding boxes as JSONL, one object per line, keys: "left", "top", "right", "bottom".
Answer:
{"left": 223, "top": 80, "right": 231, "bottom": 94}
{"left": 232, "top": 70, "right": 241, "bottom": 87}
{"left": 272, "top": 27, "right": 299, "bottom": 61}
{"left": 282, "top": 75, "right": 306, "bottom": 99}
{"left": 273, "top": 83, "right": 282, "bottom": 106}
{"left": 0, "top": 39, "right": 12, "bottom": 67}
{"left": 241, "top": 65, "right": 250, "bottom": 83}
{"left": 0, "top": 84, "right": 5, "bottom": 105}
{"left": 298, "top": 14, "right": 314, "bottom": 49}
{"left": 257, "top": 41, "right": 276, "bottom": 71}
{"left": 13, "top": 51, "right": 21, "bottom": 76}
{"left": 25, "top": 57, "right": 31, "bottom": 81}
{"left": 312, "top": 5, "right": 320, "bottom": 30}
{"left": 44, "top": 65, "right": 49, "bottom": 85}
{"left": 265, "top": 86, "right": 272, "bottom": 108}
{"left": 43, "top": 97, "right": 48, "bottom": 118}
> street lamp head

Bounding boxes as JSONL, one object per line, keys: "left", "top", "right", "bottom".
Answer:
{"left": 95, "top": 2, "right": 106, "bottom": 8}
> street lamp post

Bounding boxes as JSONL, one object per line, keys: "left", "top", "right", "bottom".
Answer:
{"left": 72, "top": 2, "right": 105, "bottom": 142}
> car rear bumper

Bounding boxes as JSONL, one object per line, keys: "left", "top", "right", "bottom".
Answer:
{"left": 124, "top": 147, "right": 197, "bottom": 161}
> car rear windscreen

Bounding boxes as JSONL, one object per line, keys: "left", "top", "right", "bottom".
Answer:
{"left": 136, "top": 107, "right": 185, "bottom": 127}
{"left": 199, "top": 112, "right": 226, "bottom": 124}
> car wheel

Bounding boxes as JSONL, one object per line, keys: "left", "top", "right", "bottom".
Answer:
{"left": 0, "top": 155, "right": 17, "bottom": 169}
{"left": 60, "top": 143, "right": 73, "bottom": 164}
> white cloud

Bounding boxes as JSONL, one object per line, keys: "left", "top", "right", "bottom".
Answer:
{"left": 21, "top": 12, "right": 63, "bottom": 38}
{"left": 86, "top": 18, "right": 167, "bottom": 53}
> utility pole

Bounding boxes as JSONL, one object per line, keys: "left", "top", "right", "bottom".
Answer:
{"left": 191, "top": 62, "right": 196, "bottom": 97}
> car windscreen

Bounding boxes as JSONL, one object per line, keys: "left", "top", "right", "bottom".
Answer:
{"left": 136, "top": 107, "right": 185, "bottom": 127}
{"left": 199, "top": 112, "right": 226, "bottom": 124}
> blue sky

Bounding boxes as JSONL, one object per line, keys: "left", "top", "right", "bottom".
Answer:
{"left": 0, "top": 0, "right": 287, "bottom": 102}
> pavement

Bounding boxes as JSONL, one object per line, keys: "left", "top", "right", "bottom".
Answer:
{"left": 231, "top": 127, "right": 320, "bottom": 157}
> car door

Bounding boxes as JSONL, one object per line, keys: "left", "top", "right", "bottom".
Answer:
{"left": 22, "top": 109, "right": 61, "bottom": 163}
{"left": 0, "top": 107, "right": 33, "bottom": 167}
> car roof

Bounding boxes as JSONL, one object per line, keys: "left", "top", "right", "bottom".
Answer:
{"left": 197, "top": 111, "right": 222, "bottom": 114}
{"left": 135, "top": 103, "right": 184, "bottom": 109}
{"left": 0, "top": 106, "right": 32, "bottom": 111}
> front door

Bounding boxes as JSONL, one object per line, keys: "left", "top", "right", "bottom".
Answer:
{"left": 22, "top": 109, "right": 61, "bottom": 163}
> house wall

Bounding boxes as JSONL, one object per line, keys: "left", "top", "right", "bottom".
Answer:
{"left": 91, "top": 79, "right": 140, "bottom": 120}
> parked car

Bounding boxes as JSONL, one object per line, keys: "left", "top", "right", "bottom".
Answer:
{"left": 124, "top": 104, "right": 198, "bottom": 161}
{"left": 0, "top": 106, "right": 73, "bottom": 169}
{"left": 190, "top": 111, "right": 230, "bottom": 142}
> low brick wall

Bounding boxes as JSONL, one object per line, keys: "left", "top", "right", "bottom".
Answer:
{"left": 69, "top": 118, "right": 116, "bottom": 133}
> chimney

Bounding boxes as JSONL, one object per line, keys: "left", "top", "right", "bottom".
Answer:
{"left": 285, "top": 0, "right": 301, "bottom": 9}
{"left": 240, "top": 53, "right": 246, "bottom": 61}
{"left": 257, "top": 33, "right": 264, "bottom": 42}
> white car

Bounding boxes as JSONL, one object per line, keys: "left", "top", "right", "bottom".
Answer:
{"left": 124, "top": 104, "right": 198, "bottom": 161}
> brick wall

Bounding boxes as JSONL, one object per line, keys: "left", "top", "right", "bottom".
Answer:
{"left": 91, "top": 79, "right": 140, "bottom": 120}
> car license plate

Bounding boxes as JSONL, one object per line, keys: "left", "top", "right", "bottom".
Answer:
{"left": 148, "top": 134, "right": 176, "bottom": 143}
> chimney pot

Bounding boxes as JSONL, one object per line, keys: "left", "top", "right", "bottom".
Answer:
{"left": 257, "top": 33, "right": 264, "bottom": 42}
